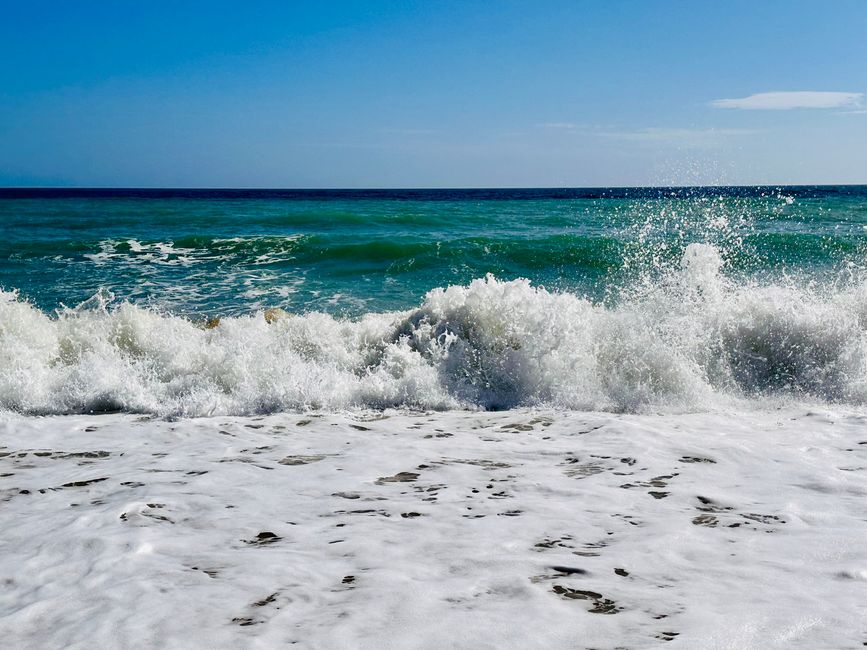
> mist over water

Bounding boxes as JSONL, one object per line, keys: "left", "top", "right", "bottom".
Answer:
{"left": 2, "top": 187, "right": 867, "bottom": 415}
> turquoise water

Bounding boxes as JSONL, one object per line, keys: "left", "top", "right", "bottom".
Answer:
{"left": 3, "top": 186, "right": 867, "bottom": 415}
{"left": 3, "top": 187, "right": 866, "bottom": 316}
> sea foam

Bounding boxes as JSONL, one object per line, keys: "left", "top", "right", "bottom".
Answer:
{"left": 1, "top": 243, "right": 866, "bottom": 416}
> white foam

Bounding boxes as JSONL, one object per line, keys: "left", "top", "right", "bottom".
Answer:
{"left": 1, "top": 408, "right": 865, "bottom": 647}
{"left": 2, "top": 245, "right": 867, "bottom": 416}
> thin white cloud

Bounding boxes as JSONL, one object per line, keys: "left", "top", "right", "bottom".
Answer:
{"left": 380, "top": 128, "right": 441, "bottom": 136}
{"left": 711, "top": 91, "right": 863, "bottom": 110}
{"left": 603, "top": 127, "right": 753, "bottom": 139}
{"left": 599, "top": 127, "right": 753, "bottom": 147}
{"left": 536, "top": 122, "right": 581, "bottom": 130}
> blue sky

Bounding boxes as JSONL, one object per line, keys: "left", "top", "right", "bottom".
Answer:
{"left": 2, "top": 1, "right": 867, "bottom": 187}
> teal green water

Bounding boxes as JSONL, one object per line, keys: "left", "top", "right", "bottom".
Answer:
{"left": 2, "top": 187, "right": 866, "bottom": 317}
{"left": 4, "top": 187, "right": 867, "bottom": 415}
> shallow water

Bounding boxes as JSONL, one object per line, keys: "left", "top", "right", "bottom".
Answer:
{"left": 1, "top": 409, "right": 865, "bottom": 648}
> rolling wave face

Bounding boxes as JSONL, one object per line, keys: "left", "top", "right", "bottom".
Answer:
{"left": 9, "top": 228, "right": 864, "bottom": 320}
{"left": 2, "top": 243, "right": 866, "bottom": 416}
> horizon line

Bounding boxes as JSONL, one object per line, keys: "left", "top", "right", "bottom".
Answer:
{"left": 2, "top": 183, "right": 867, "bottom": 192}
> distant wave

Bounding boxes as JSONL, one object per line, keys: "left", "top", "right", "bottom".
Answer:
{"left": 2, "top": 243, "right": 866, "bottom": 416}
{"left": 10, "top": 230, "right": 864, "bottom": 272}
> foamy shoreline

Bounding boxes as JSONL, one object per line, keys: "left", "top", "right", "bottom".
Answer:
{"left": 1, "top": 408, "right": 865, "bottom": 648}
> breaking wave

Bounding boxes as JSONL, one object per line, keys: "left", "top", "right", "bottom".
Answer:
{"left": 2, "top": 242, "right": 867, "bottom": 416}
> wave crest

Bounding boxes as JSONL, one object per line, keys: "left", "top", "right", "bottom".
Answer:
{"left": 2, "top": 244, "right": 866, "bottom": 416}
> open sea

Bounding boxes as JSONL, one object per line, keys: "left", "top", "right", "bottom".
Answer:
{"left": 2, "top": 186, "right": 867, "bottom": 415}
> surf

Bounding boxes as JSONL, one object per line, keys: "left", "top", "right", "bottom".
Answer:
{"left": 2, "top": 240, "right": 866, "bottom": 416}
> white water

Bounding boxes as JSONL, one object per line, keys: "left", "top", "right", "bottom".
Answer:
{"left": 1, "top": 409, "right": 865, "bottom": 648}
{"left": 2, "top": 244, "right": 867, "bottom": 416}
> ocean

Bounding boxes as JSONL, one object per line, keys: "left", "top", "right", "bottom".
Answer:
{"left": 2, "top": 188, "right": 867, "bottom": 648}
{"left": 1, "top": 186, "right": 867, "bottom": 415}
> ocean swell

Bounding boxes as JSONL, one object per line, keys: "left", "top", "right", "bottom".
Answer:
{"left": 1, "top": 243, "right": 866, "bottom": 416}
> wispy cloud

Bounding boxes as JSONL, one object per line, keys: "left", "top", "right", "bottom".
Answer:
{"left": 380, "top": 128, "right": 442, "bottom": 136}
{"left": 599, "top": 127, "right": 753, "bottom": 148}
{"left": 711, "top": 91, "right": 863, "bottom": 110}
{"left": 535, "top": 122, "right": 581, "bottom": 130}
